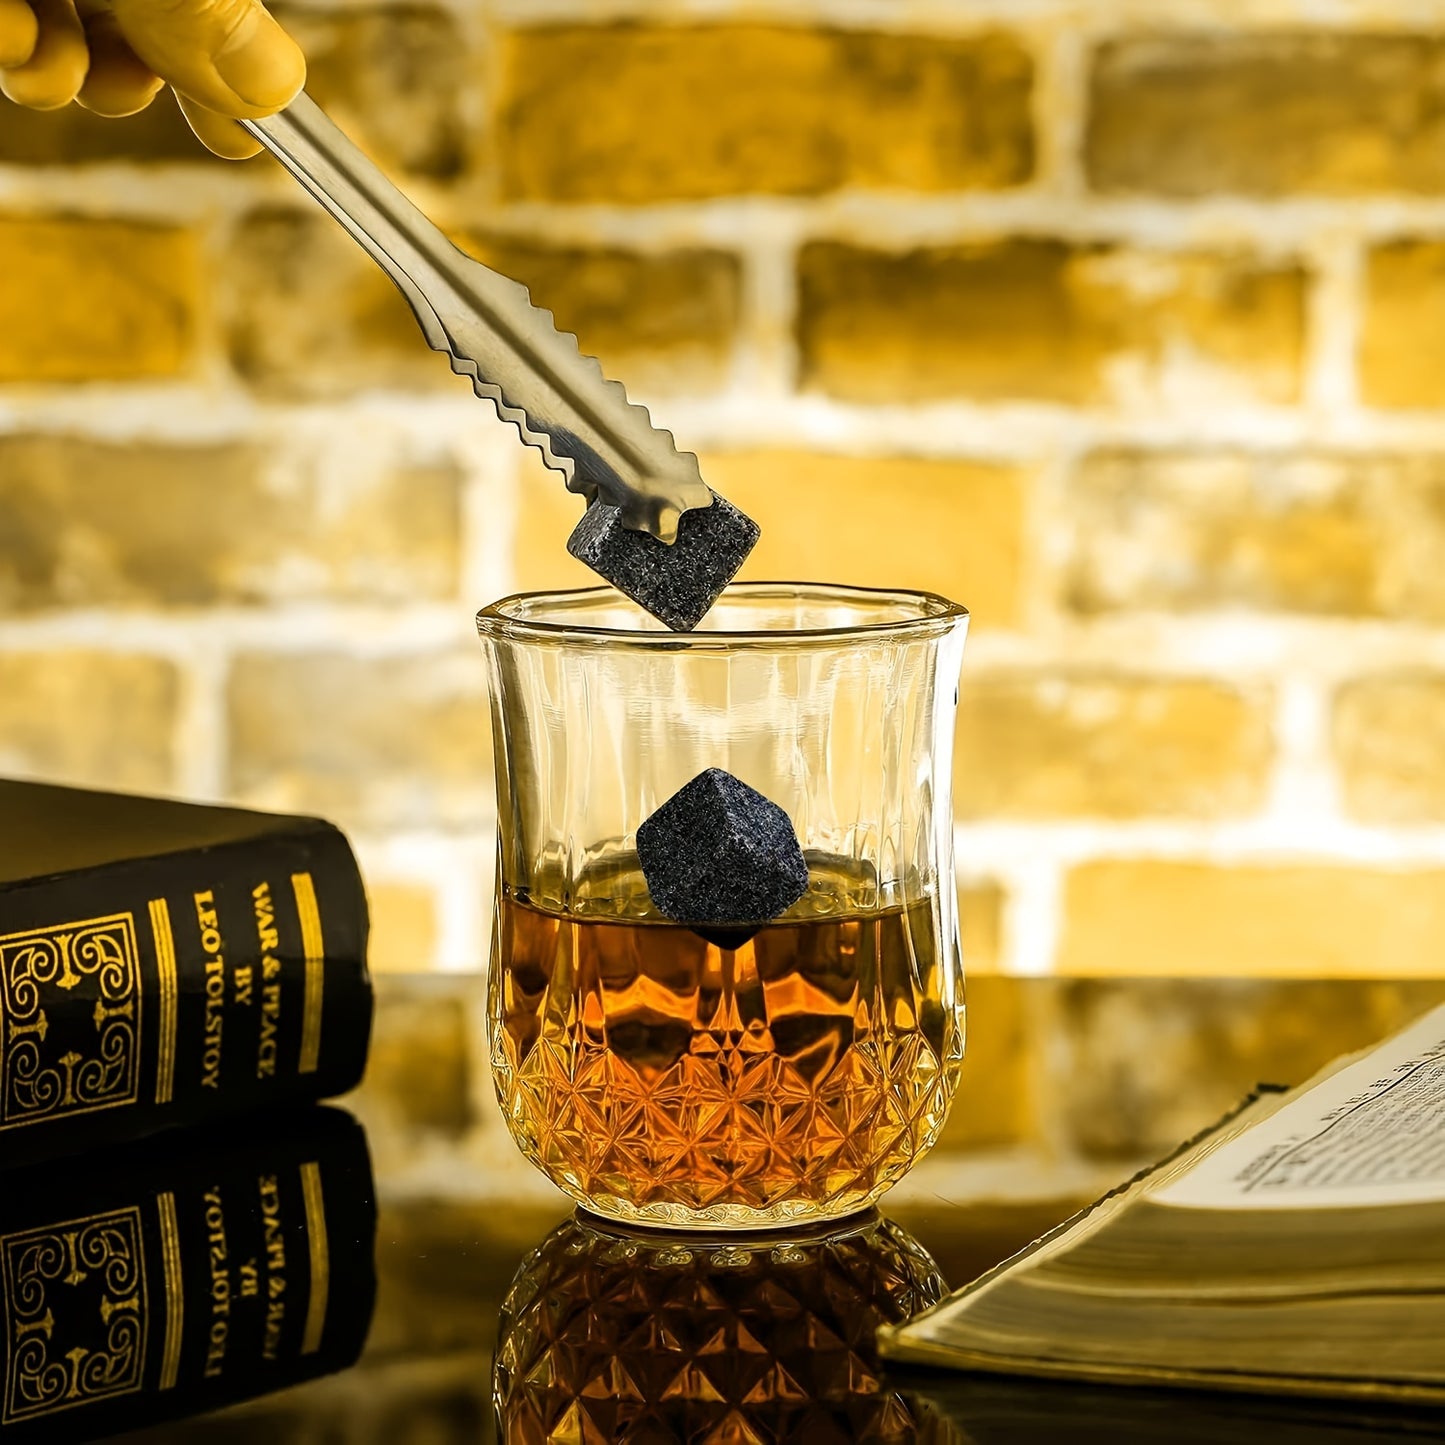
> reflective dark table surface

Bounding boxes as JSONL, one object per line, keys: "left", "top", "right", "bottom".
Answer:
{"left": 11, "top": 975, "right": 1445, "bottom": 1444}
{"left": 109, "top": 1143, "right": 1445, "bottom": 1443}
{"left": 105, "top": 1159, "right": 1096, "bottom": 1445}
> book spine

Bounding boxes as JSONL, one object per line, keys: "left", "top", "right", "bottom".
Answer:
{"left": 0, "top": 1108, "right": 376, "bottom": 1442}
{"left": 0, "top": 824, "right": 372, "bottom": 1167}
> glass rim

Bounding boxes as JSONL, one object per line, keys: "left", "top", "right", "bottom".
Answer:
{"left": 475, "top": 581, "right": 970, "bottom": 647}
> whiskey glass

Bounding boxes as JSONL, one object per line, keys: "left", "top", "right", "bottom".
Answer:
{"left": 477, "top": 582, "right": 969, "bottom": 1229}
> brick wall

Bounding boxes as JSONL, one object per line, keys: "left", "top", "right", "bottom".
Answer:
{"left": 7, "top": 1, "right": 1445, "bottom": 980}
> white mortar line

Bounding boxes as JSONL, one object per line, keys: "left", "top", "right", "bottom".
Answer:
{"left": 1022, "top": 440, "right": 1079, "bottom": 637}
{"left": 13, "top": 603, "right": 1445, "bottom": 676}
{"left": 0, "top": 166, "right": 286, "bottom": 221}
{"left": 1303, "top": 228, "right": 1363, "bottom": 416}
{"left": 18, "top": 165, "right": 1445, "bottom": 252}
{"left": 351, "top": 830, "right": 496, "bottom": 972}
{"left": 33, "top": 389, "right": 1445, "bottom": 457}
{"left": 962, "top": 618, "right": 1445, "bottom": 681}
{"left": 956, "top": 817, "right": 1445, "bottom": 868}
{"left": 41, "top": 386, "right": 1445, "bottom": 458}
{"left": 730, "top": 215, "right": 804, "bottom": 401}
{"left": 486, "top": 0, "right": 1079, "bottom": 30}
{"left": 1033, "top": 14, "right": 1088, "bottom": 199}
{"left": 0, "top": 606, "right": 479, "bottom": 654}
{"left": 438, "top": 833, "right": 498, "bottom": 973}
{"left": 998, "top": 855, "right": 1064, "bottom": 977}
{"left": 172, "top": 641, "right": 230, "bottom": 804}
{"left": 1265, "top": 673, "right": 1340, "bottom": 827}
{"left": 425, "top": 193, "right": 1445, "bottom": 250}
{"left": 456, "top": 416, "right": 525, "bottom": 602}
{"left": 482, "top": 0, "right": 1445, "bottom": 29}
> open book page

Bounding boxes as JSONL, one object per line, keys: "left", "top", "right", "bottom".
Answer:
{"left": 1156, "top": 1004, "right": 1445, "bottom": 1211}
{"left": 882, "top": 1093, "right": 1280, "bottom": 1354}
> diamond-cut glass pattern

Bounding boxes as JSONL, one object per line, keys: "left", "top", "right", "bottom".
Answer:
{"left": 493, "top": 890, "right": 965, "bottom": 1229}
{"left": 494, "top": 1210, "right": 947, "bottom": 1444}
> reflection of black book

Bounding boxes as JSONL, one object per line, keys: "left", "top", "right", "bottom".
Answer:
{"left": 0, "top": 781, "right": 372, "bottom": 1166}
{"left": 0, "top": 1106, "right": 375, "bottom": 1441}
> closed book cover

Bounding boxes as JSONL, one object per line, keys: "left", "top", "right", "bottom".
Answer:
{"left": 0, "top": 1105, "right": 376, "bottom": 1441}
{"left": 0, "top": 780, "right": 372, "bottom": 1166}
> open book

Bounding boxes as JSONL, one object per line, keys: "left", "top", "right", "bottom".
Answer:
{"left": 881, "top": 1004, "right": 1445, "bottom": 1404}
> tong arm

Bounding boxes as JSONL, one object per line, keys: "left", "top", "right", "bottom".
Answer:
{"left": 241, "top": 93, "right": 712, "bottom": 541}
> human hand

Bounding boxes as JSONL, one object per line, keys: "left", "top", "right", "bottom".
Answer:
{"left": 0, "top": 0, "right": 304, "bottom": 157}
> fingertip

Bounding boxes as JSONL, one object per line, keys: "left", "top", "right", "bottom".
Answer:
{"left": 1, "top": 0, "right": 86, "bottom": 109}
{"left": 0, "top": 74, "right": 79, "bottom": 108}
{"left": 0, "top": 58, "right": 84, "bottom": 110}
{"left": 0, "top": 52, "right": 85, "bottom": 110}
{"left": 111, "top": 0, "right": 303, "bottom": 119}
{"left": 175, "top": 89, "right": 262, "bottom": 158}
{"left": 77, "top": 11, "right": 162, "bottom": 116}
{"left": 0, "top": 0, "right": 38, "bottom": 69}
{"left": 78, "top": 60, "right": 162, "bottom": 115}
{"left": 211, "top": 4, "right": 304, "bottom": 113}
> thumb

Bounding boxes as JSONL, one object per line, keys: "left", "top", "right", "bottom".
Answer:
{"left": 108, "top": 0, "right": 303, "bottom": 117}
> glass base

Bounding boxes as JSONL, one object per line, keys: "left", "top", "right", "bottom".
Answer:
{"left": 536, "top": 1176, "right": 917, "bottom": 1233}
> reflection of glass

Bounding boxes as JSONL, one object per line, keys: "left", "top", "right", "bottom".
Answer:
{"left": 478, "top": 583, "right": 970, "bottom": 1229}
{"left": 494, "top": 1208, "right": 947, "bottom": 1442}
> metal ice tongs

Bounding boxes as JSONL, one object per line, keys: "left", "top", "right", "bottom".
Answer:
{"left": 241, "top": 93, "right": 711, "bottom": 543}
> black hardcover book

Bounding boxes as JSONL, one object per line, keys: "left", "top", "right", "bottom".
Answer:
{"left": 0, "top": 780, "right": 372, "bottom": 1166}
{"left": 0, "top": 1105, "right": 376, "bottom": 1441}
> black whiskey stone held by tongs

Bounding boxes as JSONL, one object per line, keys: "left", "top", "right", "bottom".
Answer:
{"left": 241, "top": 94, "right": 759, "bottom": 630}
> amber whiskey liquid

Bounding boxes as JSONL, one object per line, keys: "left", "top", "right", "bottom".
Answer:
{"left": 491, "top": 877, "right": 964, "bottom": 1228}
